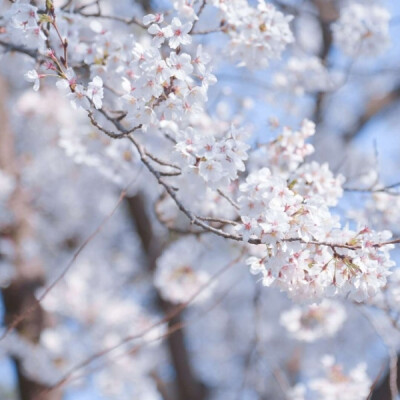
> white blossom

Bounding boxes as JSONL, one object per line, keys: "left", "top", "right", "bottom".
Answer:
{"left": 309, "top": 355, "right": 371, "bottom": 400}
{"left": 86, "top": 76, "right": 104, "bottom": 109}
{"left": 24, "top": 69, "right": 41, "bottom": 91}
{"left": 280, "top": 300, "right": 347, "bottom": 342}
{"left": 219, "top": 0, "right": 294, "bottom": 68}
{"left": 154, "top": 236, "right": 213, "bottom": 304}
{"left": 168, "top": 17, "right": 192, "bottom": 49}
{"left": 332, "top": 4, "right": 391, "bottom": 57}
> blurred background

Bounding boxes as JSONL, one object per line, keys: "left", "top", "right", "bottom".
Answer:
{"left": 1, "top": 0, "right": 400, "bottom": 399}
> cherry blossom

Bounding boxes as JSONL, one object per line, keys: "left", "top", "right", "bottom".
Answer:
{"left": 280, "top": 300, "right": 347, "bottom": 342}
{"left": 148, "top": 23, "right": 173, "bottom": 48}
{"left": 24, "top": 69, "right": 41, "bottom": 91}
{"left": 309, "top": 355, "right": 371, "bottom": 400}
{"left": 86, "top": 76, "right": 104, "bottom": 109}
{"left": 154, "top": 236, "right": 213, "bottom": 304}
{"left": 273, "top": 56, "right": 337, "bottom": 95}
{"left": 168, "top": 17, "right": 192, "bottom": 49}
{"left": 143, "top": 13, "right": 164, "bottom": 26}
{"left": 1, "top": 1, "right": 400, "bottom": 399}
{"left": 215, "top": 0, "right": 294, "bottom": 68}
{"left": 332, "top": 4, "right": 391, "bottom": 57}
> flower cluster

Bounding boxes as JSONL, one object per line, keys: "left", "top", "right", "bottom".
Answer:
{"left": 250, "top": 119, "right": 315, "bottom": 177}
{"left": 145, "top": 16, "right": 192, "bottom": 49}
{"left": 214, "top": 0, "right": 294, "bottom": 68}
{"left": 174, "top": 125, "right": 250, "bottom": 188}
{"left": 309, "top": 355, "right": 371, "bottom": 400}
{"left": 332, "top": 4, "right": 391, "bottom": 57}
{"left": 273, "top": 56, "right": 336, "bottom": 95}
{"left": 288, "top": 356, "right": 371, "bottom": 400}
{"left": 350, "top": 191, "right": 400, "bottom": 234}
{"left": 2, "top": 2, "right": 45, "bottom": 50}
{"left": 294, "top": 161, "right": 345, "bottom": 207}
{"left": 239, "top": 169, "right": 394, "bottom": 301}
{"left": 118, "top": 40, "right": 216, "bottom": 131}
{"left": 2, "top": 0, "right": 400, "bottom": 398}
{"left": 15, "top": 3, "right": 216, "bottom": 134}
{"left": 172, "top": 0, "right": 198, "bottom": 22}
{"left": 245, "top": 207, "right": 394, "bottom": 301}
{"left": 0, "top": 332, "right": 61, "bottom": 386}
{"left": 154, "top": 236, "right": 213, "bottom": 304}
{"left": 280, "top": 300, "right": 346, "bottom": 342}
{"left": 239, "top": 123, "right": 394, "bottom": 302}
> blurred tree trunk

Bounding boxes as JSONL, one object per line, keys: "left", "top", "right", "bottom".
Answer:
{"left": 0, "top": 77, "right": 61, "bottom": 400}
{"left": 126, "top": 194, "right": 207, "bottom": 400}
{"left": 136, "top": 0, "right": 153, "bottom": 13}
{"left": 371, "top": 357, "right": 400, "bottom": 400}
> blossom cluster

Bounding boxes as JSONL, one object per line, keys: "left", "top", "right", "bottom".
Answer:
{"left": 350, "top": 191, "right": 400, "bottom": 234}
{"left": 173, "top": 124, "right": 250, "bottom": 188}
{"left": 213, "top": 0, "right": 294, "bottom": 68}
{"left": 2, "top": 2, "right": 45, "bottom": 51}
{"left": 14, "top": 2, "right": 216, "bottom": 136}
{"left": 288, "top": 355, "right": 371, "bottom": 400}
{"left": 250, "top": 119, "right": 316, "bottom": 176}
{"left": 154, "top": 236, "right": 213, "bottom": 304}
{"left": 145, "top": 15, "right": 192, "bottom": 49}
{"left": 2, "top": 0, "right": 399, "bottom": 397}
{"left": 332, "top": 3, "right": 391, "bottom": 57}
{"left": 280, "top": 300, "right": 347, "bottom": 342}
{"left": 239, "top": 122, "right": 394, "bottom": 302}
{"left": 154, "top": 235, "right": 238, "bottom": 304}
{"left": 0, "top": 331, "right": 61, "bottom": 386}
{"left": 273, "top": 56, "right": 336, "bottom": 96}
{"left": 119, "top": 40, "right": 216, "bottom": 130}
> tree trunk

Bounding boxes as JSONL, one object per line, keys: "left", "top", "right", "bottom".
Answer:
{"left": 126, "top": 194, "right": 207, "bottom": 400}
{"left": 0, "top": 77, "right": 61, "bottom": 400}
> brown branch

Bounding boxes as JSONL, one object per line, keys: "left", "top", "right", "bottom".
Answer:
{"left": 311, "top": 0, "right": 337, "bottom": 126}
{"left": 0, "top": 40, "right": 38, "bottom": 59}
{"left": 87, "top": 111, "right": 400, "bottom": 252}
{"left": 344, "top": 181, "right": 400, "bottom": 195}
{"left": 75, "top": 11, "right": 146, "bottom": 28}
{"left": 343, "top": 86, "right": 400, "bottom": 143}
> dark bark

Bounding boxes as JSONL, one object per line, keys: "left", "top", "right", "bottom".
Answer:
{"left": 2, "top": 279, "right": 58, "bottom": 400}
{"left": 311, "top": 0, "right": 337, "bottom": 126}
{"left": 370, "top": 358, "right": 400, "bottom": 400}
{"left": 343, "top": 86, "right": 400, "bottom": 143}
{"left": 126, "top": 195, "right": 207, "bottom": 400}
{"left": 0, "top": 77, "right": 61, "bottom": 400}
{"left": 136, "top": 0, "right": 153, "bottom": 13}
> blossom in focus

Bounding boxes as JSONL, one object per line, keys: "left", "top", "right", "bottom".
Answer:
{"left": 168, "top": 17, "right": 192, "bottom": 49}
